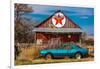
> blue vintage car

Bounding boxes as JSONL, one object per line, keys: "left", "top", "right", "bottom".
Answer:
{"left": 40, "top": 44, "right": 88, "bottom": 59}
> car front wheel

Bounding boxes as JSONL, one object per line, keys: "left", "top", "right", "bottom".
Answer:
{"left": 45, "top": 54, "right": 53, "bottom": 60}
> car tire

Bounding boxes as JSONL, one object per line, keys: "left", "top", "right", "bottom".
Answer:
{"left": 45, "top": 53, "right": 53, "bottom": 60}
{"left": 75, "top": 53, "right": 82, "bottom": 59}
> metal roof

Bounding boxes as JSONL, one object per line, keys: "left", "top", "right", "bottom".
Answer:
{"left": 33, "top": 28, "right": 83, "bottom": 33}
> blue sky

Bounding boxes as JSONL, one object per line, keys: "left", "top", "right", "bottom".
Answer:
{"left": 24, "top": 4, "right": 94, "bottom": 36}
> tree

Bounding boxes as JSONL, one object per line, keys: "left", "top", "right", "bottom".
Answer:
{"left": 15, "top": 3, "right": 33, "bottom": 22}
{"left": 15, "top": 3, "right": 34, "bottom": 43}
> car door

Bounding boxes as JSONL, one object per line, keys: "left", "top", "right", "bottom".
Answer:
{"left": 56, "top": 46, "right": 72, "bottom": 57}
{"left": 63, "top": 46, "right": 73, "bottom": 56}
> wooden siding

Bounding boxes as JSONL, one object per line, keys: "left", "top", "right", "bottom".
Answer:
{"left": 36, "top": 32, "right": 80, "bottom": 43}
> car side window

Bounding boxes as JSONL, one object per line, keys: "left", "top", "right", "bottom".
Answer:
{"left": 72, "top": 45, "right": 81, "bottom": 49}
{"left": 64, "top": 46, "right": 72, "bottom": 50}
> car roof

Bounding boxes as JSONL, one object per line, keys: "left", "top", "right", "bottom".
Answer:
{"left": 63, "top": 44, "right": 77, "bottom": 47}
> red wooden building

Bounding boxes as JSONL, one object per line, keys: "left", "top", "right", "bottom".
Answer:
{"left": 33, "top": 10, "right": 83, "bottom": 45}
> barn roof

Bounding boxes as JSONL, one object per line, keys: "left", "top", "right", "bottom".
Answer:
{"left": 33, "top": 10, "right": 84, "bottom": 33}
{"left": 36, "top": 10, "right": 81, "bottom": 29}
{"left": 33, "top": 28, "right": 83, "bottom": 33}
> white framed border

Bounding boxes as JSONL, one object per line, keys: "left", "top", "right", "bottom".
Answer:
{"left": 10, "top": 0, "right": 95, "bottom": 69}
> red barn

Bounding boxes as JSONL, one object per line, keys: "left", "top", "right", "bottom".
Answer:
{"left": 33, "top": 10, "right": 83, "bottom": 45}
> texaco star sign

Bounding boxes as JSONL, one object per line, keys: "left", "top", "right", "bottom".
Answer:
{"left": 52, "top": 12, "right": 66, "bottom": 27}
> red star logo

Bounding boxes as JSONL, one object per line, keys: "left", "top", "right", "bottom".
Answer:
{"left": 54, "top": 14, "right": 64, "bottom": 25}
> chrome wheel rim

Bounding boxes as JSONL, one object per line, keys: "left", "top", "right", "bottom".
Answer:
{"left": 46, "top": 54, "right": 52, "bottom": 59}
{"left": 76, "top": 53, "right": 81, "bottom": 59}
